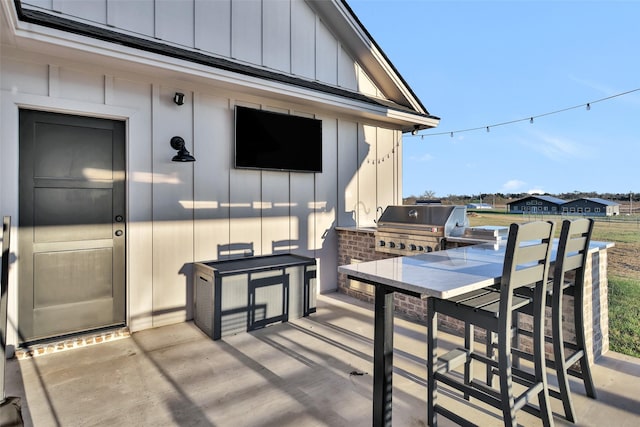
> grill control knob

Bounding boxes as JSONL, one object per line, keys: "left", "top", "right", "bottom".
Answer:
{"left": 389, "top": 242, "right": 396, "bottom": 248}
{"left": 379, "top": 240, "right": 386, "bottom": 247}
{"left": 399, "top": 243, "right": 406, "bottom": 250}
{"left": 409, "top": 244, "right": 417, "bottom": 251}
{"left": 418, "top": 246, "right": 424, "bottom": 252}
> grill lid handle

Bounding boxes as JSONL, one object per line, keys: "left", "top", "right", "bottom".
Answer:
{"left": 408, "top": 209, "right": 418, "bottom": 219}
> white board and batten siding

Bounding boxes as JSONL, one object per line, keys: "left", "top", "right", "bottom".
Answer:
{"left": 151, "top": 84, "right": 196, "bottom": 327}
{"left": 315, "top": 115, "right": 339, "bottom": 288}
{"left": 111, "top": 77, "right": 154, "bottom": 332}
{"left": 25, "top": 0, "right": 381, "bottom": 96}
{"left": 193, "top": 93, "right": 232, "bottom": 264}
{"left": 1, "top": 0, "right": 407, "bottom": 337}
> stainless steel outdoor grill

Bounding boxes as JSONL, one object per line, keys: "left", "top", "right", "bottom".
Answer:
{"left": 374, "top": 205, "right": 469, "bottom": 255}
{"left": 373, "top": 205, "right": 510, "bottom": 256}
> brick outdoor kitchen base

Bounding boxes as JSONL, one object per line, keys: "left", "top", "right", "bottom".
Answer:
{"left": 336, "top": 226, "right": 610, "bottom": 364}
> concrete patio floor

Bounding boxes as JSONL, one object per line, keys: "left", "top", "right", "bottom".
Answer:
{"left": 5, "top": 292, "right": 640, "bottom": 426}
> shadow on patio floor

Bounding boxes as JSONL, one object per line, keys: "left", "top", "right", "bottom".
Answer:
{"left": 5, "top": 292, "right": 640, "bottom": 426}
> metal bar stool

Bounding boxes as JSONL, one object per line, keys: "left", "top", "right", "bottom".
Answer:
{"left": 510, "top": 218, "right": 596, "bottom": 423}
{"left": 427, "top": 220, "right": 555, "bottom": 427}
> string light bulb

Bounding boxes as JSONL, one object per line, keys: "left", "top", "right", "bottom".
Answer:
{"left": 486, "top": 126, "right": 490, "bottom": 133}
{"left": 586, "top": 103, "right": 591, "bottom": 111}
{"left": 530, "top": 117, "right": 534, "bottom": 124}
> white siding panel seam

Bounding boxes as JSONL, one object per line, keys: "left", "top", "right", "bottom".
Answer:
{"left": 192, "top": 2, "right": 196, "bottom": 53}
{"left": 150, "top": 83, "right": 158, "bottom": 310}
{"left": 105, "top": 75, "right": 113, "bottom": 105}
{"left": 261, "top": 0, "right": 265, "bottom": 68}
{"left": 48, "top": 64, "right": 59, "bottom": 97}
{"left": 228, "top": 2, "right": 233, "bottom": 58}
{"left": 288, "top": 0, "right": 293, "bottom": 74}
{"left": 314, "top": 15, "right": 318, "bottom": 81}
{"left": 154, "top": 1, "right": 158, "bottom": 38}
{"left": 335, "top": 42, "right": 340, "bottom": 88}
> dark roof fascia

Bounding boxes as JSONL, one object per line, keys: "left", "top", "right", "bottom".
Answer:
{"left": 586, "top": 198, "right": 619, "bottom": 206}
{"left": 509, "top": 195, "right": 565, "bottom": 205}
{"left": 14, "top": 1, "right": 438, "bottom": 122}
{"left": 538, "top": 195, "right": 566, "bottom": 205}
{"left": 566, "top": 198, "right": 619, "bottom": 207}
{"left": 340, "top": 0, "right": 430, "bottom": 115}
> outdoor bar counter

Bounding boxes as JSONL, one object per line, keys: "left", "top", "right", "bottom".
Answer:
{"left": 338, "top": 239, "right": 613, "bottom": 427}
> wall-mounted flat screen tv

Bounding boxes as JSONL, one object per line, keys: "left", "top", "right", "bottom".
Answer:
{"left": 235, "top": 106, "right": 322, "bottom": 173}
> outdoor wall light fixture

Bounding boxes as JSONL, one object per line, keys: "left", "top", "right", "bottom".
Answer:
{"left": 173, "top": 92, "right": 185, "bottom": 105}
{"left": 170, "top": 136, "right": 196, "bottom": 162}
{"left": 411, "top": 125, "right": 419, "bottom": 136}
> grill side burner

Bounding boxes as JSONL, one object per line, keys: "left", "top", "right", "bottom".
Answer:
{"left": 374, "top": 205, "right": 469, "bottom": 255}
{"left": 462, "top": 226, "right": 509, "bottom": 241}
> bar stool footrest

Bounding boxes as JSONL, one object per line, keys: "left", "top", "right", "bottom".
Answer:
{"left": 566, "top": 349, "right": 585, "bottom": 367}
{"left": 434, "top": 404, "right": 479, "bottom": 427}
{"left": 436, "top": 348, "right": 468, "bottom": 373}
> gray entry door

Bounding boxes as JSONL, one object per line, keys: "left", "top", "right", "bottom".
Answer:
{"left": 19, "top": 110, "right": 126, "bottom": 343}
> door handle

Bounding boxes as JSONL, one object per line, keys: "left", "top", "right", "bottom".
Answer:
{"left": 115, "top": 215, "right": 124, "bottom": 222}
{"left": 115, "top": 230, "right": 123, "bottom": 237}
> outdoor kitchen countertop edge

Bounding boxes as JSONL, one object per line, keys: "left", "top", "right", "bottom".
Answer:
{"left": 337, "top": 240, "right": 614, "bottom": 300}
{"left": 335, "top": 226, "right": 377, "bottom": 232}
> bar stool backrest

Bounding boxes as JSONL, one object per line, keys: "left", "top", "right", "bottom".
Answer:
{"left": 499, "top": 220, "right": 555, "bottom": 317}
{"left": 554, "top": 218, "right": 594, "bottom": 290}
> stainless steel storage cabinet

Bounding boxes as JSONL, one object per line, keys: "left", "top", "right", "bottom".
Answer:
{"left": 193, "top": 254, "right": 317, "bottom": 340}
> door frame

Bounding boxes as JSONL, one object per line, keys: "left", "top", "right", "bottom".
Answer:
{"left": 0, "top": 91, "right": 150, "bottom": 347}
{"left": 18, "top": 109, "right": 127, "bottom": 342}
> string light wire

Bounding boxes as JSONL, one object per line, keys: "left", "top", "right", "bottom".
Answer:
{"left": 411, "top": 87, "right": 640, "bottom": 138}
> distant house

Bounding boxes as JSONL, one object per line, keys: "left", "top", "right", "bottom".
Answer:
{"left": 562, "top": 198, "right": 620, "bottom": 217}
{"left": 507, "top": 195, "right": 565, "bottom": 215}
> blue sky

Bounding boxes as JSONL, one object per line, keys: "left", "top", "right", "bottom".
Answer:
{"left": 348, "top": 0, "right": 640, "bottom": 198}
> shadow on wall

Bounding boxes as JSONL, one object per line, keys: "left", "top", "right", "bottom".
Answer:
{"left": 217, "top": 243, "right": 255, "bottom": 259}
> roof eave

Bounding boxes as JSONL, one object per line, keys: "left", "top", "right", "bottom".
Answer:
{"left": 307, "top": 0, "right": 432, "bottom": 116}
{"left": 5, "top": 3, "right": 437, "bottom": 131}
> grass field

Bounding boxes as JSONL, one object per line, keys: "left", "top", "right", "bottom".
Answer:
{"left": 467, "top": 211, "right": 640, "bottom": 358}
